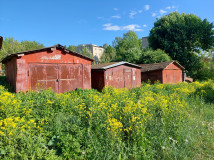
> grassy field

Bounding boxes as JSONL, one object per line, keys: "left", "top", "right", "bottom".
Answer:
{"left": 0, "top": 76, "right": 213, "bottom": 159}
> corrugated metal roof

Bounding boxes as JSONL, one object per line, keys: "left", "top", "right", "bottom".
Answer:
{"left": 1, "top": 44, "right": 94, "bottom": 63}
{"left": 91, "top": 61, "right": 141, "bottom": 70}
{"left": 138, "top": 61, "right": 185, "bottom": 72}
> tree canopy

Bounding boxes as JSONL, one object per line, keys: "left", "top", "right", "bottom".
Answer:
{"left": 148, "top": 12, "right": 214, "bottom": 77}
{"left": 0, "top": 37, "right": 44, "bottom": 61}
{"left": 114, "top": 31, "right": 142, "bottom": 62}
{"left": 139, "top": 49, "right": 172, "bottom": 64}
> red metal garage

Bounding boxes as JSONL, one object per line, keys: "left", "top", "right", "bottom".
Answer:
{"left": 138, "top": 61, "right": 185, "bottom": 84}
{"left": 91, "top": 62, "right": 141, "bottom": 91}
{"left": 1, "top": 44, "right": 94, "bottom": 93}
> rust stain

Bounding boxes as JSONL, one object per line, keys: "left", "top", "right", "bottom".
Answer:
{"left": 3, "top": 48, "right": 92, "bottom": 93}
{"left": 92, "top": 64, "right": 141, "bottom": 91}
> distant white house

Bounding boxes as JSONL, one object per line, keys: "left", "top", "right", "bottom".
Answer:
{"left": 76, "top": 44, "right": 104, "bottom": 60}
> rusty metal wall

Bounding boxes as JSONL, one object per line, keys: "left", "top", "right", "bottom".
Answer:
{"left": 82, "top": 64, "right": 91, "bottom": 90}
{"left": 29, "top": 63, "right": 59, "bottom": 92}
{"left": 141, "top": 63, "right": 183, "bottom": 84}
{"left": 4, "top": 57, "right": 17, "bottom": 88}
{"left": 141, "top": 70, "right": 163, "bottom": 84}
{"left": 162, "top": 63, "right": 183, "bottom": 83}
{"left": 16, "top": 59, "right": 28, "bottom": 92}
{"left": 5, "top": 49, "right": 92, "bottom": 93}
{"left": 58, "top": 64, "right": 83, "bottom": 93}
{"left": 91, "top": 65, "right": 141, "bottom": 90}
{"left": 162, "top": 69, "right": 183, "bottom": 83}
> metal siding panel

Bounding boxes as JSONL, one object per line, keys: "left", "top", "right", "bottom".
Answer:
{"left": 29, "top": 64, "right": 58, "bottom": 92}
{"left": 92, "top": 65, "right": 140, "bottom": 90}
{"left": 58, "top": 64, "right": 83, "bottom": 93}
{"left": 20, "top": 49, "right": 91, "bottom": 65}
{"left": 124, "top": 69, "right": 132, "bottom": 89}
{"left": 136, "top": 69, "right": 141, "bottom": 87}
{"left": 132, "top": 68, "right": 136, "bottom": 88}
{"left": 83, "top": 64, "right": 91, "bottom": 89}
{"left": 4, "top": 57, "right": 17, "bottom": 90}
{"left": 163, "top": 69, "right": 182, "bottom": 83}
{"left": 16, "top": 59, "right": 28, "bottom": 92}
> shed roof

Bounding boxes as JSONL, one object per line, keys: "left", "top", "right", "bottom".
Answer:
{"left": 1, "top": 44, "right": 94, "bottom": 64}
{"left": 138, "top": 61, "right": 185, "bottom": 72}
{"left": 91, "top": 61, "right": 141, "bottom": 70}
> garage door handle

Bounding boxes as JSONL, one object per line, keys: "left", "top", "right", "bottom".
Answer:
{"left": 56, "top": 79, "right": 60, "bottom": 82}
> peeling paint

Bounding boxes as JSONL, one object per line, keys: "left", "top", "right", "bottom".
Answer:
{"left": 41, "top": 55, "right": 61, "bottom": 60}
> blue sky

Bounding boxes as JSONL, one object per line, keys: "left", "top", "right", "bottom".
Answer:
{"left": 0, "top": 0, "right": 214, "bottom": 47}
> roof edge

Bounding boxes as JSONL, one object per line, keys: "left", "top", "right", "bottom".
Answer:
{"left": 1, "top": 44, "right": 94, "bottom": 64}
{"left": 92, "top": 61, "right": 141, "bottom": 70}
{"left": 170, "top": 61, "right": 185, "bottom": 70}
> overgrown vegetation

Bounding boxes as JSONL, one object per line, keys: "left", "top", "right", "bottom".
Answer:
{"left": 148, "top": 12, "right": 214, "bottom": 79}
{"left": 0, "top": 77, "right": 213, "bottom": 159}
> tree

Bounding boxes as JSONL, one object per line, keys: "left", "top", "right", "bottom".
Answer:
{"left": 196, "top": 48, "right": 214, "bottom": 80}
{"left": 148, "top": 12, "right": 214, "bottom": 77}
{"left": 67, "top": 45, "right": 77, "bottom": 52}
{"left": 0, "top": 37, "right": 44, "bottom": 61}
{"left": 100, "top": 45, "right": 116, "bottom": 63}
{"left": 21, "top": 41, "right": 44, "bottom": 51}
{"left": 80, "top": 46, "right": 93, "bottom": 59}
{"left": 138, "top": 49, "right": 172, "bottom": 64}
{"left": 114, "top": 31, "right": 142, "bottom": 62}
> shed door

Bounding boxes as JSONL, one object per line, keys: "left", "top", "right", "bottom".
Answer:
{"left": 29, "top": 63, "right": 83, "bottom": 93}
{"left": 58, "top": 64, "right": 83, "bottom": 93}
{"left": 29, "top": 64, "right": 58, "bottom": 92}
{"left": 124, "top": 69, "right": 132, "bottom": 89}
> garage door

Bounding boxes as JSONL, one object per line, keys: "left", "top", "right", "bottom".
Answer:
{"left": 29, "top": 63, "right": 83, "bottom": 93}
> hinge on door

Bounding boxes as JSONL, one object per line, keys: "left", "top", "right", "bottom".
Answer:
{"left": 28, "top": 70, "right": 29, "bottom": 76}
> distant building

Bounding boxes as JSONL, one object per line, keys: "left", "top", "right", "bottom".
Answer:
{"left": 142, "top": 37, "right": 149, "bottom": 48}
{"left": 76, "top": 44, "right": 104, "bottom": 60}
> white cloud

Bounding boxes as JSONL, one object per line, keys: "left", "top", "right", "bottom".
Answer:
{"left": 152, "top": 13, "right": 157, "bottom": 17}
{"left": 138, "top": 10, "right": 143, "bottom": 13}
{"left": 145, "top": 5, "right": 150, "bottom": 11}
{"left": 166, "top": 6, "right": 171, "bottom": 10}
{"left": 103, "top": 23, "right": 143, "bottom": 32}
{"left": 114, "top": 8, "right": 118, "bottom": 11}
{"left": 112, "top": 15, "right": 121, "bottom": 19}
{"left": 103, "top": 23, "right": 121, "bottom": 31}
{"left": 143, "top": 24, "right": 147, "bottom": 27}
{"left": 166, "top": 5, "right": 176, "bottom": 10}
{"left": 159, "top": 9, "right": 167, "bottom": 15}
{"left": 129, "top": 11, "right": 137, "bottom": 18}
{"left": 122, "top": 24, "right": 143, "bottom": 31}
